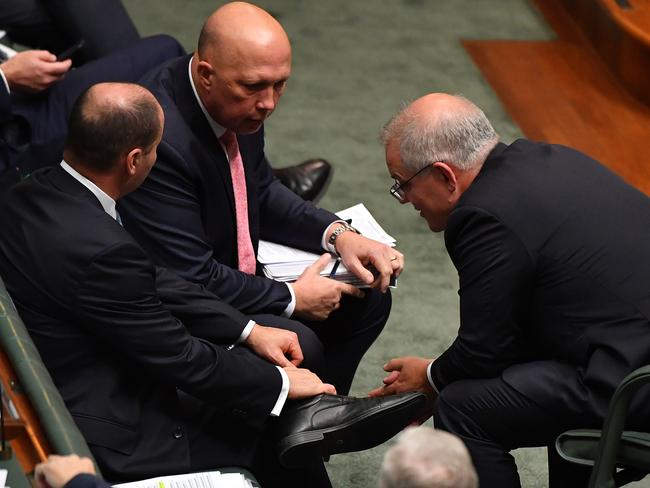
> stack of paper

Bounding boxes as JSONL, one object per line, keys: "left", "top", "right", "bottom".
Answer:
{"left": 257, "top": 203, "right": 397, "bottom": 287}
{"left": 113, "top": 470, "right": 254, "bottom": 488}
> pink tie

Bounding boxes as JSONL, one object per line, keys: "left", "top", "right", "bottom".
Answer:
{"left": 219, "top": 130, "right": 256, "bottom": 274}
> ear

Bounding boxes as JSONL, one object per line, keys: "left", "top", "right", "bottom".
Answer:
{"left": 196, "top": 60, "right": 215, "bottom": 90}
{"left": 125, "top": 148, "right": 142, "bottom": 176}
{"left": 433, "top": 162, "right": 458, "bottom": 196}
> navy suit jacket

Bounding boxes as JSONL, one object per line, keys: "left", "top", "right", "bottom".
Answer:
{"left": 433, "top": 140, "right": 650, "bottom": 420}
{"left": 119, "top": 55, "right": 338, "bottom": 315}
{"left": 0, "top": 166, "right": 282, "bottom": 481}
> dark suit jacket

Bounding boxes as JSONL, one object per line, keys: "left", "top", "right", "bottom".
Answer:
{"left": 432, "top": 139, "right": 650, "bottom": 420}
{"left": 119, "top": 55, "right": 338, "bottom": 315}
{"left": 0, "top": 166, "right": 282, "bottom": 481}
{"left": 0, "top": 35, "right": 183, "bottom": 175}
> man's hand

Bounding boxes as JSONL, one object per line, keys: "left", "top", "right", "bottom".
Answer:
{"left": 34, "top": 454, "right": 96, "bottom": 488}
{"left": 333, "top": 229, "right": 404, "bottom": 293}
{"left": 1, "top": 50, "right": 72, "bottom": 92}
{"left": 368, "top": 356, "right": 435, "bottom": 398}
{"left": 292, "top": 253, "right": 364, "bottom": 321}
{"left": 245, "top": 324, "right": 303, "bottom": 367}
{"left": 284, "top": 366, "right": 336, "bottom": 399}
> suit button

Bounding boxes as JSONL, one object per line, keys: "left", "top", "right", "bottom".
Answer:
{"left": 172, "top": 426, "right": 183, "bottom": 439}
{"left": 232, "top": 409, "right": 248, "bottom": 419}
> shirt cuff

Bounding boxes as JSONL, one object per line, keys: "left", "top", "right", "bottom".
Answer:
{"left": 426, "top": 361, "right": 440, "bottom": 394}
{"left": 0, "top": 67, "right": 10, "bottom": 94}
{"left": 235, "top": 320, "right": 256, "bottom": 344}
{"left": 282, "top": 282, "right": 296, "bottom": 317}
{"left": 270, "top": 366, "right": 290, "bottom": 416}
{"left": 322, "top": 220, "right": 347, "bottom": 253}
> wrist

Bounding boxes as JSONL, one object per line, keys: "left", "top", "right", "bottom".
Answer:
{"left": 327, "top": 222, "right": 359, "bottom": 255}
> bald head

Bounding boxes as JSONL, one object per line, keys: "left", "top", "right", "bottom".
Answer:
{"left": 381, "top": 93, "right": 499, "bottom": 172}
{"left": 65, "top": 82, "right": 163, "bottom": 172}
{"left": 198, "top": 2, "right": 290, "bottom": 69}
{"left": 192, "top": 2, "right": 291, "bottom": 134}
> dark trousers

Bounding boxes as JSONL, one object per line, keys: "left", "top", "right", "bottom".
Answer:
{"left": 434, "top": 377, "right": 597, "bottom": 487}
{"left": 0, "top": 0, "right": 140, "bottom": 61}
{"left": 252, "top": 288, "right": 391, "bottom": 395}
{"left": 0, "top": 34, "right": 184, "bottom": 182}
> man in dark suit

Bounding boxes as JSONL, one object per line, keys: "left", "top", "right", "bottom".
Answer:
{"left": 0, "top": 34, "right": 184, "bottom": 179}
{"left": 370, "top": 93, "right": 650, "bottom": 487}
{"left": 119, "top": 2, "right": 403, "bottom": 396}
{"left": 0, "top": 82, "right": 425, "bottom": 487}
{"left": 0, "top": 0, "right": 140, "bottom": 63}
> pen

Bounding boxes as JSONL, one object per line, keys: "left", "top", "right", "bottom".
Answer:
{"left": 329, "top": 218, "right": 352, "bottom": 278}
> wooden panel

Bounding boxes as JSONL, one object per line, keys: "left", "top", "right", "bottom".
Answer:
{"left": 462, "top": 0, "right": 650, "bottom": 194}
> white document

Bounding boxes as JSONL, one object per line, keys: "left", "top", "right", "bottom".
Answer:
{"left": 257, "top": 203, "right": 397, "bottom": 287}
{"left": 113, "top": 471, "right": 252, "bottom": 488}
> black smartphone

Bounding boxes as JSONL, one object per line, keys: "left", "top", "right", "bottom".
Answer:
{"left": 56, "top": 40, "right": 85, "bottom": 61}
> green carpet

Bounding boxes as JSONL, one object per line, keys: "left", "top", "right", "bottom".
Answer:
{"left": 122, "top": 1, "right": 650, "bottom": 486}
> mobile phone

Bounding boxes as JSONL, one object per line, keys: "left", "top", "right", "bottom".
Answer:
{"left": 56, "top": 40, "right": 85, "bottom": 61}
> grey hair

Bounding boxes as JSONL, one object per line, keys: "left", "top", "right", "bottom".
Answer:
{"left": 380, "top": 95, "right": 499, "bottom": 171}
{"left": 379, "top": 427, "right": 479, "bottom": 488}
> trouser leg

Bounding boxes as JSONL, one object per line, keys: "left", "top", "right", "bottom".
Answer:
{"left": 434, "top": 377, "right": 594, "bottom": 488}
{"left": 306, "top": 289, "right": 391, "bottom": 394}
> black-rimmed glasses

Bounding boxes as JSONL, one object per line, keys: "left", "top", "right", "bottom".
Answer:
{"left": 389, "top": 164, "right": 432, "bottom": 202}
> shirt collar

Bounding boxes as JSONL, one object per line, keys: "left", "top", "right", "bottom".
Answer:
{"left": 188, "top": 57, "right": 226, "bottom": 139}
{"left": 60, "top": 160, "right": 118, "bottom": 220}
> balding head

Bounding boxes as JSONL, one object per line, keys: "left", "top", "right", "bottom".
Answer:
{"left": 381, "top": 93, "right": 499, "bottom": 172}
{"left": 192, "top": 2, "right": 291, "bottom": 134}
{"left": 65, "top": 82, "right": 163, "bottom": 172}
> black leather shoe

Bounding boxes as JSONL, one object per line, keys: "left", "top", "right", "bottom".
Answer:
{"left": 275, "top": 392, "right": 427, "bottom": 468}
{"left": 273, "top": 158, "right": 333, "bottom": 203}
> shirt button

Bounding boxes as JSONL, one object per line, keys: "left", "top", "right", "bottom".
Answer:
{"left": 172, "top": 426, "right": 183, "bottom": 439}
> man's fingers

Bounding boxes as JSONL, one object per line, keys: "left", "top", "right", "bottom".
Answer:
{"left": 344, "top": 255, "right": 375, "bottom": 285}
{"left": 382, "top": 370, "right": 400, "bottom": 385}
{"left": 46, "top": 59, "right": 72, "bottom": 76}
{"left": 273, "top": 352, "right": 293, "bottom": 368}
{"left": 287, "top": 340, "right": 304, "bottom": 366}
{"left": 384, "top": 358, "right": 403, "bottom": 372}
{"left": 368, "top": 386, "right": 386, "bottom": 397}
{"left": 322, "top": 383, "right": 337, "bottom": 395}
{"left": 338, "top": 282, "right": 364, "bottom": 298}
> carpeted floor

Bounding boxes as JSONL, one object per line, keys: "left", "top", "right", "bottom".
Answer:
{"left": 122, "top": 1, "right": 650, "bottom": 486}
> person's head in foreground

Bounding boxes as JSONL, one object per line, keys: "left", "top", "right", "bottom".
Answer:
{"left": 380, "top": 426, "right": 478, "bottom": 488}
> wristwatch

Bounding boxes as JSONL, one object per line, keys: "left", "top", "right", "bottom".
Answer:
{"left": 328, "top": 222, "right": 360, "bottom": 255}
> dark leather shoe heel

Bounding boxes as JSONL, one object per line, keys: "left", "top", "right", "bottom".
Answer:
{"left": 277, "top": 430, "right": 325, "bottom": 467}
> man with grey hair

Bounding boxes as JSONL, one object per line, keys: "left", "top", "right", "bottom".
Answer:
{"left": 380, "top": 426, "right": 478, "bottom": 488}
{"left": 370, "top": 92, "right": 650, "bottom": 487}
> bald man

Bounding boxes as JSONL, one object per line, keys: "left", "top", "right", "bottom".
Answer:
{"left": 371, "top": 93, "right": 650, "bottom": 487}
{"left": 119, "top": 2, "right": 401, "bottom": 398}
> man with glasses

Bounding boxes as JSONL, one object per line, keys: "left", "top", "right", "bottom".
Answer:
{"left": 371, "top": 92, "right": 650, "bottom": 487}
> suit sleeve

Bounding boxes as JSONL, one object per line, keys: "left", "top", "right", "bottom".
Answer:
{"left": 251, "top": 150, "right": 338, "bottom": 252}
{"left": 154, "top": 265, "right": 250, "bottom": 346}
{"left": 64, "top": 474, "right": 111, "bottom": 488}
{"left": 73, "top": 241, "right": 282, "bottom": 424}
{"left": 431, "top": 206, "right": 535, "bottom": 389}
{"left": 119, "top": 140, "right": 296, "bottom": 315}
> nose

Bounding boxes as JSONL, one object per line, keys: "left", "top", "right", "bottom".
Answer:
{"left": 256, "top": 86, "right": 276, "bottom": 112}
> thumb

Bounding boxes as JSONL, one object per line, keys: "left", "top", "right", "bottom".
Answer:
{"left": 273, "top": 353, "right": 293, "bottom": 368}
{"left": 35, "top": 50, "right": 57, "bottom": 62}
{"left": 303, "top": 253, "right": 333, "bottom": 277}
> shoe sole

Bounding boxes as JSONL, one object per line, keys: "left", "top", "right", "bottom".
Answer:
{"left": 277, "top": 394, "right": 425, "bottom": 468}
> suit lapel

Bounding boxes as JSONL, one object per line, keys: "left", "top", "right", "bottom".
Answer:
{"left": 168, "top": 58, "right": 237, "bottom": 221}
